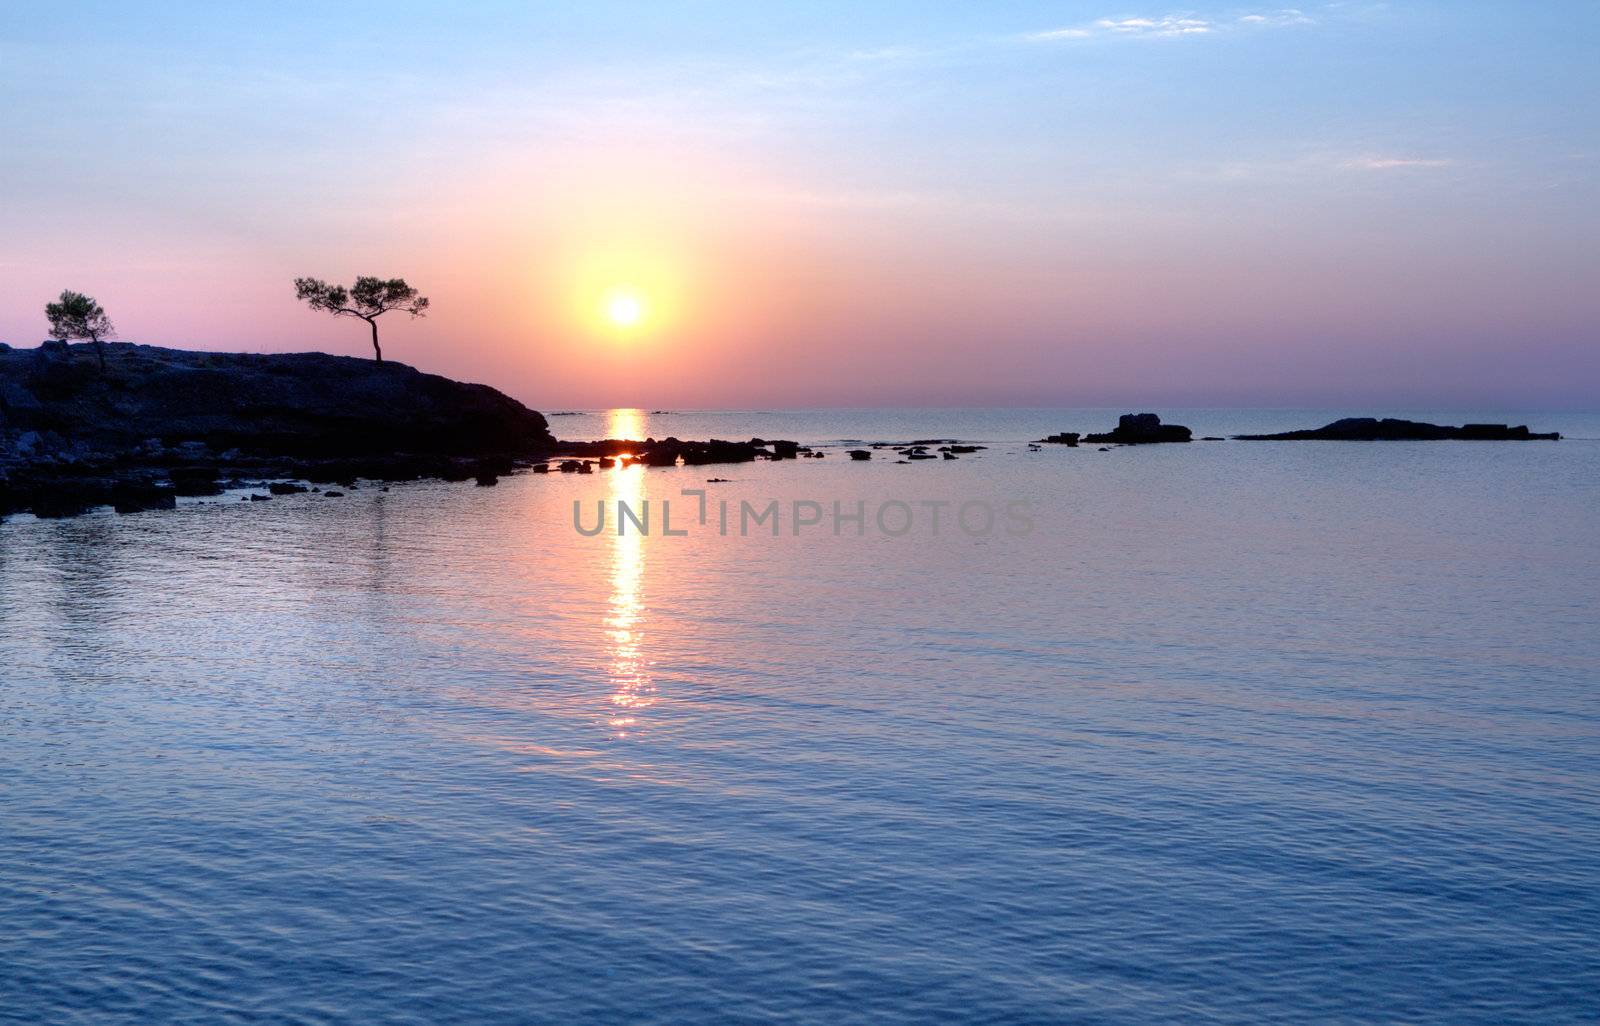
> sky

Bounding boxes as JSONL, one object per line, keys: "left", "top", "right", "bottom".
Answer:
{"left": 1, "top": 1, "right": 1596, "bottom": 409}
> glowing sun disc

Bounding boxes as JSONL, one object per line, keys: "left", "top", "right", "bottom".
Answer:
{"left": 605, "top": 290, "right": 644, "bottom": 328}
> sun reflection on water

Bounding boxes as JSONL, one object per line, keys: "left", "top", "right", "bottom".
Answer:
{"left": 605, "top": 409, "right": 654, "bottom": 737}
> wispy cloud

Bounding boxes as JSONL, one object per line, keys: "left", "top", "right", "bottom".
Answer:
{"left": 1342, "top": 156, "right": 1453, "bottom": 170}
{"left": 1181, "top": 151, "right": 1457, "bottom": 182}
{"left": 1237, "top": 9, "right": 1316, "bottom": 27}
{"left": 1026, "top": 9, "right": 1313, "bottom": 42}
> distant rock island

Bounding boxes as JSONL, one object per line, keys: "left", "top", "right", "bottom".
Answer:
{"left": 1235, "top": 418, "right": 1561, "bottom": 441}
{"left": 1, "top": 342, "right": 555, "bottom": 517}
{"left": 1085, "top": 413, "right": 1192, "bottom": 444}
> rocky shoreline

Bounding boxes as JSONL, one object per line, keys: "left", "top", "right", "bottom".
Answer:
{"left": 0, "top": 343, "right": 1569, "bottom": 521}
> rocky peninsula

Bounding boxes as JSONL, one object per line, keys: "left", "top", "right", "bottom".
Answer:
{"left": 1, "top": 342, "right": 556, "bottom": 517}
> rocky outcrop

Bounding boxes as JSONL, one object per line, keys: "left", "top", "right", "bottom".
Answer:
{"left": 1, "top": 341, "right": 553, "bottom": 458}
{"left": 556, "top": 436, "right": 804, "bottom": 467}
{"left": 1234, "top": 418, "right": 1561, "bottom": 441}
{"left": 1084, "top": 413, "right": 1192, "bottom": 444}
{"left": 1, "top": 342, "right": 555, "bottom": 519}
{"left": 1037, "top": 432, "right": 1079, "bottom": 446}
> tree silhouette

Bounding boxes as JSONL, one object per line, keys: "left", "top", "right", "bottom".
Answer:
{"left": 294, "top": 276, "right": 429, "bottom": 363}
{"left": 45, "top": 290, "right": 115, "bottom": 370}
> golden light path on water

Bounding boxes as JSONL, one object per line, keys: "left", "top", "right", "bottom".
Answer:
{"left": 605, "top": 409, "right": 653, "bottom": 737}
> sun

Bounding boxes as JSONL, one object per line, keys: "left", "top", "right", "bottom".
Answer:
{"left": 604, "top": 287, "right": 645, "bottom": 328}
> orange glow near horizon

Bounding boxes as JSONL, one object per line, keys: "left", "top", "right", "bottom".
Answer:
{"left": 554, "top": 236, "right": 692, "bottom": 345}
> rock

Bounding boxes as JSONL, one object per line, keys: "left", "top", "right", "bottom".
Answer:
{"left": 598, "top": 456, "right": 615, "bottom": 469}
{"left": 267, "top": 482, "right": 308, "bottom": 495}
{"left": 167, "top": 467, "right": 223, "bottom": 497}
{"left": 941, "top": 445, "right": 985, "bottom": 454}
{"left": 942, "top": 451, "right": 957, "bottom": 459}
{"left": 1234, "top": 418, "right": 1561, "bottom": 441}
{"left": 1084, "top": 413, "right": 1192, "bottom": 444}
{"left": 323, "top": 490, "right": 345, "bottom": 498}
{"left": 848, "top": 449, "right": 872, "bottom": 460}
{"left": 249, "top": 493, "right": 272, "bottom": 501}
{"left": 532, "top": 463, "right": 551, "bottom": 473}
{"left": 0, "top": 342, "right": 554, "bottom": 459}
{"left": 907, "top": 453, "right": 938, "bottom": 460}
{"left": 112, "top": 480, "right": 177, "bottom": 514}
{"left": 706, "top": 477, "right": 730, "bottom": 483}
{"left": 15, "top": 430, "right": 44, "bottom": 457}
{"left": 1036, "top": 433, "right": 1080, "bottom": 446}
{"left": 28, "top": 479, "right": 114, "bottom": 518}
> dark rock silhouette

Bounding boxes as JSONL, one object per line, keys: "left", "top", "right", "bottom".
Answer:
{"left": 112, "top": 480, "right": 177, "bottom": 513}
{"left": 558, "top": 436, "right": 804, "bottom": 467}
{"left": 0, "top": 342, "right": 556, "bottom": 518}
{"left": 848, "top": 449, "right": 872, "bottom": 460}
{"left": 1235, "top": 418, "right": 1560, "bottom": 441}
{"left": 1037, "top": 432, "right": 1079, "bottom": 446}
{"left": 1085, "top": 413, "right": 1192, "bottom": 444}
{"left": 0, "top": 342, "right": 552, "bottom": 457}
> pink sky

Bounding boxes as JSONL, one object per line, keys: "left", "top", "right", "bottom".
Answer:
{"left": 2, "top": 2, "right": 1596, "bottom": 409}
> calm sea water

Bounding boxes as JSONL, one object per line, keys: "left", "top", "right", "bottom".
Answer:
{"left": 3, "top": 408, "right": 1598, "bottom": 1025}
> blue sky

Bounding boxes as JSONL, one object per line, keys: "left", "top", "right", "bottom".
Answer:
{"left": 1, "top": 2, "right": 1595, "bottom": 407}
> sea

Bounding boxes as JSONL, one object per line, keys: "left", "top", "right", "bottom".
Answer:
{"left": 3, "top": 408, "right": 1597, "bottom": 1025}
